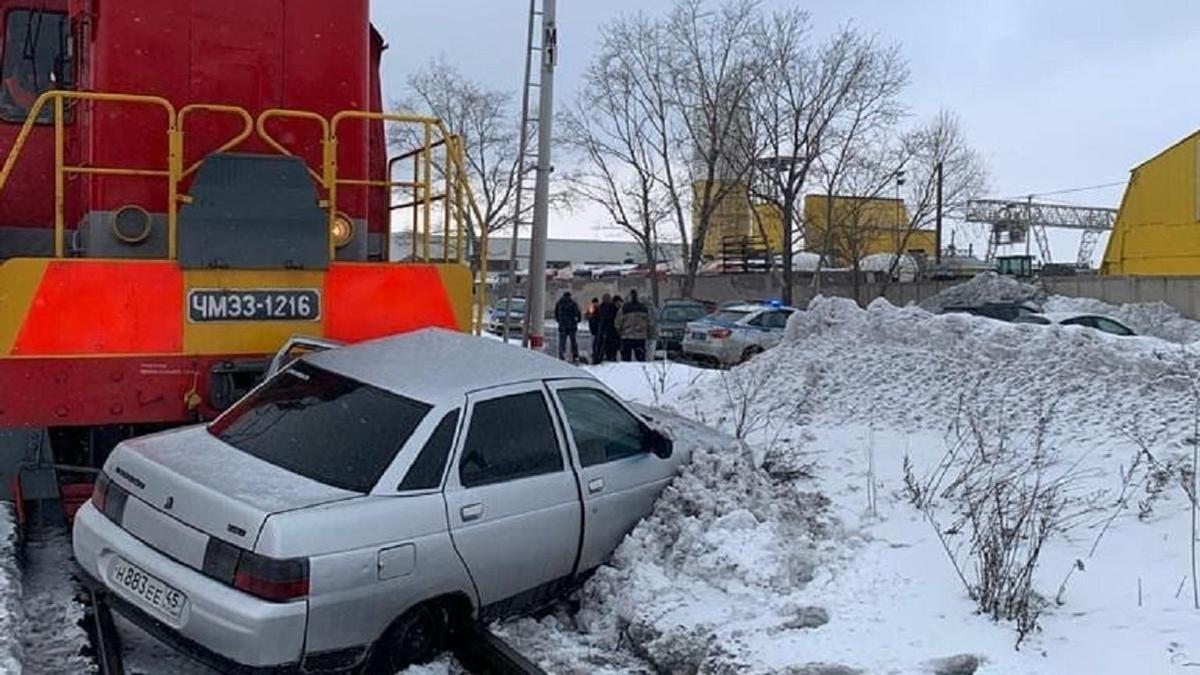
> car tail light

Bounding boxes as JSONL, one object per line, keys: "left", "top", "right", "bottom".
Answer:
{"left": 201, "top": 538, "right": 242, "bottom": 585}
{"left": 708, "top": 327, "right": 732, "bottom": 339}
{"left": 91, "top": 472, "right": 130, "bottom": 525}
{"left": 234, "top": 551, "right": 310, "bottom": 602}
{"left": 92, "top": 472, "right": 109, "bottom": 513}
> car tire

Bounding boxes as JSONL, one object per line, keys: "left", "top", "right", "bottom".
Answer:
{"left": 740, "top": 346, "right": 763, "bottom": 363}
{"left": 366, "top": 604, "right": 447, "bottom": 673}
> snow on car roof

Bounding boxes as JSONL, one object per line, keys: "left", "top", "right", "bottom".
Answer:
{"left": 305, "top": 328, "right": 587, "bottom": 404}
{"left": 719, "top": 303, "right": 796, "bottom": 313}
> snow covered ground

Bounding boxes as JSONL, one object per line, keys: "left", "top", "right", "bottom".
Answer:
{"left": 4, "top": 276, "right": 1200, "bottom": 674}
{"left": 0, "top": 507, "right": 20, "bottom": 673}
{"left": 490, "top": 295, "right": 1200, "bottom": 674}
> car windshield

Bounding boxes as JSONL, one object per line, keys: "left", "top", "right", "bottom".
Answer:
{"left": 497, "top": 299, "right": 526, "bottom": 312}
{"left": 209, "top": 361, "right": 431, "bottom": 493}
{"left": 707, "top": 309, "right": 751, "bottom": 323}
{"left": 662, "top": 306, "right": 706, "bottom": 322}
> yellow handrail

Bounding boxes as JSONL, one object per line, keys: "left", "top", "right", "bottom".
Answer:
{"left": 178, "top": 104, "right": 254, "bottom": 178}
{"left": 0, "top": 90, "right": 179, "bottom": 258}
{"left": 0, "top": 93, "right": 490, "bottom": 333}
{"left": 255, "top": 109, "right": 331, "bottom": 186}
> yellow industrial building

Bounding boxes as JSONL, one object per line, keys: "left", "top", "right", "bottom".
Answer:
{"left": 802, "top": 195, "right": 935, "bottom": 265}
{"left": 691, "top": 183, "right": 937, "bottom": 263}
{"left": 695, "top": 181, "right": 752, "bottom": 257}
{"left": 1101, "top": 130, "right": 1200, "bottom": 275}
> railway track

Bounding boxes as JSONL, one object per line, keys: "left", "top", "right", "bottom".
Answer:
{"left": 17, "top": 512, "right": 543, "bottom": 675}
{"left": 82, "top": 590, "right": 124, "bottom": 675}
{"left": 78, "top": 572, "right": 546, "bottom": 675}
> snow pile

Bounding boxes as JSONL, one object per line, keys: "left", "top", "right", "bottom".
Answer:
{"left": 557, "top": 296, "right": 1200, "bottom": 673}
{"left": 1045, "top": 295, "right": 1200, "bottom": 343}
{"left": 778, "top": 296, "right": 1184, "bottom": 435}
{"left": 498, "top": 293, "right": 1200, "bottom": 673}
{"left": 500, "top": 428, "right": 840, "bottom": 675}
{"left": 0, "top": 506, "right": 21, "bottom": 674}
{"left": 919, "top": 272, "right": 1045, "bottom": 313}
{"left": 859, "top": 253, "right": 919, "bottom": 280}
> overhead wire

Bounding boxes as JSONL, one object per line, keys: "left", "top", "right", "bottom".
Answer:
{"left": 1000, "top": 180, "right": 1126, "bottom": 201}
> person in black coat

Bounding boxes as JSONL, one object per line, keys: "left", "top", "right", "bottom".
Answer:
{"left": 604, "top": 295, "right": 623, "bottom": 361}
{"left": 586, "top": 297, "right": 601, "bottom": 362}
{"left": 595, "top": 293, "right": 617, "bottom": 364}
{"left": 554, "top": 292, "right": 582, "bottom": 362}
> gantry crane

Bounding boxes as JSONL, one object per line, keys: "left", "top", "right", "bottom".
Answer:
{"left": 965, "top": 198, "right": 1118, "bottom": 268}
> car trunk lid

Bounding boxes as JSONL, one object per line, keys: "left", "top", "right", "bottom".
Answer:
{"left": 105, "top": 425, "right": 358, "bottom": 549}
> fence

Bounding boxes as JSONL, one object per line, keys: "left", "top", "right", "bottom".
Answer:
{"left": 520, "top": 274, "right": 1200, "bottom": 320}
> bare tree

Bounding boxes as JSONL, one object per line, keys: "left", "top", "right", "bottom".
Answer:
{"left": 811, "top": 111, "right": 986, "bottom": 303}
{"left": 811, "top": 138, "right": 907, "bottom": 303}
{"left": 393, "top": 58, "right": 524, "bottom": 254}
{"left": 875, "top": 111, "right": 987, "bottom": 297}
{"left": 665, "top": 0, "right": 764, "bottom": 297}
{"left": 748, "top": 13, "right": 908, "bottom": 304}
{"left": 574, "top": 0, "right": 762, "bottom": 299}
{"left": 559, "top": 25, "right": 674, "bottom": 306}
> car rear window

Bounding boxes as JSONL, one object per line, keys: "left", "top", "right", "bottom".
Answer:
{"left": 209, "top": 362, "right": 431, "bottom": 493}
{"left": 662, "top": 306, "right": 706, "bottom": 322}
{"left": 708, "top": 309, "right": 750, "bottom": 323}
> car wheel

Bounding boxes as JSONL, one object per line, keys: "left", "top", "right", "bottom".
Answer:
{"left": 367, "top": 604, "right": 447, "bottom": 673}
{"left": 740, "top": 346, "right": 763, "bottom": 363}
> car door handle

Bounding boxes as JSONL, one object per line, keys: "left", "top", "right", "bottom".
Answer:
{"left": 460, "top": 503, "right": 484, "bottom": 522}
{"left": 587, "top": 478, "right": 605, "bottom": 494}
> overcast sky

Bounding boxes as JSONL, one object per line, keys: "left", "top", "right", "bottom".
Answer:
{"left": 369, "top": 0, "right": 1200, "bottom": 263}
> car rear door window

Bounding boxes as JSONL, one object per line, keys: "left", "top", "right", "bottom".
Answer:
{"left": 1093, "top": 317, "right": 1134, "bottom": 336}
{"left": 459, "top": 391, "right": 563, "bottom": 487}
{"left": 399, "top": 410, "right": 459, "bottom": 491}
{"left": 209, "top": 362, "right": 430, "bottom": 493}
{"left": 1060, "top": 316, "right": 1094, "bottom": 329}
{"left": 558, "top": 388, "right": 644, "bottom": 467}
{"left": 762, "top": 311, "right": 791, "bottom": 329}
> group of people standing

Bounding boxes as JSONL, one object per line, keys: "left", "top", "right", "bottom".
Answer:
{"left": 554, "top": 290, "right": 651, "bottom": 364}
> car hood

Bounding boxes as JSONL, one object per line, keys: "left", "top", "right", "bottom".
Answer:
{"left": 106, "top": 425, "right": 358, "bottom": 548}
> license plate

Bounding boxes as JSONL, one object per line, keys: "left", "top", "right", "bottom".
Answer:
{"left": 188, "top": 289, "right": 321, "bottom": 322}
{"left": 110, "top": 557, "right": 187, "bottom": 621}
{"left": 690, "top": 331, "right": 707, "bottom": 341}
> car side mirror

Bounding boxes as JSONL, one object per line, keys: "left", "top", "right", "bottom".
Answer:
{"left": 643, "top": 426, "right": 673, "bottom": 459}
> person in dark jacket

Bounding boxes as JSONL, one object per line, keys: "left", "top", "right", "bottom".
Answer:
{"left": 554, "top": 292, "right": 582, "bottom": 362}
{"left": 616, "top": 289, "right": 651, "bottom": 361}
{"left": 586, "top": 297, "right": 601, "bottom": 363}
{"left": 598, "top": 294, "right": 621, "bottom": 362}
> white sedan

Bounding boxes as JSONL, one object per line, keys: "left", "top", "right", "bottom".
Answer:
{"left": 682, "top": 302, "right": 797, "bottom": 366}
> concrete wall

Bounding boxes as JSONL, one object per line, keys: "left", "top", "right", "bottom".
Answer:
{"left": 523, "top": 274, "right": 1200, "bottom": 320}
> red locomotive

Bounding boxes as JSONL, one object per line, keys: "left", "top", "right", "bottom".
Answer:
{"left": 0, "top": 0, "right": 484, "bottom": 510}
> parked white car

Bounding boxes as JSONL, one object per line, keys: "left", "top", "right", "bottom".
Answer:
{"left": 682, "top": 302, "right": 797, "bottom": 366}
{"left": 73, "top": 330, "right": 688, "bottom": 672}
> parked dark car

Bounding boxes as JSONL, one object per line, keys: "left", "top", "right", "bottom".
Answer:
{"left": 942, "top": 301, "right": 1041, "bottom": 322}
{"left": 487, "top": 298, "right": 526, "bottom": 335}
{"left": 1012, "top": 312, "right": 1137, "bottom": 336}
{"left": 656, "top": 300, "right": 714, "bottom": 353}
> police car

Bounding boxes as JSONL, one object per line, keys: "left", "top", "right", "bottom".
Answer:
{"left": 681, "top": 302, "right": 797, "bottom": 367}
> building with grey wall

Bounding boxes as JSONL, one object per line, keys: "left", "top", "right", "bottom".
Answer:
{"left": 390, "top": 233, "right": 682, "bottom": 271}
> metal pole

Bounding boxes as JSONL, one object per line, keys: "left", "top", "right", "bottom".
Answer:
{"left": 502, "top": 0, "right": 537, "bottom": 345}
{"left": 934, "top": 161, "right": 943, "bottom": 265}
{"left": 526, "top": 0, "right": 556, "bottom": 351}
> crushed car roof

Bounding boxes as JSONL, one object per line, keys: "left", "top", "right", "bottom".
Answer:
{"left": 305, "top": 328, "right": 588, "bottom": 404}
